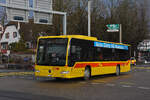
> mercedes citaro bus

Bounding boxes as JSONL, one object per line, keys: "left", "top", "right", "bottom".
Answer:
{"left": 34, "top": 35, "right": 131, "bottom": 80}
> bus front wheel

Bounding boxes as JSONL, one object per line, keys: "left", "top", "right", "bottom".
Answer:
{"left": 84, "top": 67, "right": 91, "bottom": 80}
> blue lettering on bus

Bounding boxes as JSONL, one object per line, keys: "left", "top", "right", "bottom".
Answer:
{"left": 94, "top": 41, "right": 128, "bottom": 50}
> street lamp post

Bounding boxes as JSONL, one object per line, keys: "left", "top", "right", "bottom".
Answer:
{"left": 88, "top": 0, "right": 91, "bottom": 37}
{"left": 119, "top": 24, "right": 122, "bottom": 43}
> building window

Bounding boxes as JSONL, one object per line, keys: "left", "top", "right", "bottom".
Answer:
{"left": 5, "top": 32, "right": 9, "bottom": 39}
{"left": 13, "top": 32, "right": 17, "bottom": 38}
{"left": 25, "top": 42, "right": 31, "bottom": 49}
{"left": 1, "top": 43, "right": 8, "bottom": 50}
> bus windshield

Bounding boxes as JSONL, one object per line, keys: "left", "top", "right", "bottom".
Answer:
{"left": 37, "top": 38, "right": 68, "bottom": 66}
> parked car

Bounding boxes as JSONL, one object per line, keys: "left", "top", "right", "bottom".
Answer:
{"left": 144, "top": 57, "right": 150, "bottom": 64}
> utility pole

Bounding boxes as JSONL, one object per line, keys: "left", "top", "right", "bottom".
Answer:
{"left": 88, "top": 0, "right": 91, "bottom": 37}
{"left": 120, "top": 24, "right": 122, "bottom": 43}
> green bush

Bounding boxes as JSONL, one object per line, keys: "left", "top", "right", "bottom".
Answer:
{"left": 9, "top": 41, "right": 27, "bottom": 52}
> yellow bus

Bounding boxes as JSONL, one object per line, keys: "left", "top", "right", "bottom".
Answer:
{"left": 34, "top": 35, "right": 131, "bottom": 80}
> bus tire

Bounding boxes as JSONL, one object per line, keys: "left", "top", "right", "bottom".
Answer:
{"left": 84, "top": 67, "right": 91, "bottom": 80}
{"left": 116, "top": 66, "right": 120, "bottom": 76}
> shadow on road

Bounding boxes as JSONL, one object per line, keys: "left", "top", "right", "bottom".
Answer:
{"left": 36, "top": 73, "right": 131, "bottom": 84}
{"left": 0, "top": 90, "right": 71, "bottom": 100}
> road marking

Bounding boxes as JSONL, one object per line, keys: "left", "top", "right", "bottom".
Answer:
{"left": 121, "top": 85, "right": 132, "bottom": 88}
{"left": 20, "top": 76, "right": 25, "bottom": 79}
{"left": 79, "top": 82, "right": 87, "bottom": 84}
{"left": 138, "top": 87, "right": 150, "bottom": 90}
{"left": 90, "top": 82, "right": 101, "bottom": 85}
{"left": 106, "top": 84, "right": 115, "bottom": 87}
{"left": 120, "top": 82, "right": 135, "bottom": 85}
{"left": 92, "top": 80, "right": 107, "bottom": 83}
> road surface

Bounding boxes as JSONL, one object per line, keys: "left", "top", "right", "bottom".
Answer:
{"left": 0, "top": 66, "right": 150, "bottom": 100}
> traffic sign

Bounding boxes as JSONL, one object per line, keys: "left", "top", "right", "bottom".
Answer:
{"left": 0, "top": 0, "right": 67, "bottom": 35}
{"left": 6, "top": 0, "right": 29, "bottom": 22}
{"left": 33, "top": 0, "right": 53, "bottom": 25}
{"left": 106, "top": 24, "right": 119, "bottom": 32}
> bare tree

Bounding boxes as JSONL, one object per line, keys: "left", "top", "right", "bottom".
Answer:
{"left": 8, "top": 0, "right": 148, "bottom": 55}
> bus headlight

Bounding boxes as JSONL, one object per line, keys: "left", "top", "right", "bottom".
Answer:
{"left": 35, "top": 70, "right": 40, "bottom": 73}
{"left": 61, "top": 71, "right": 69, "bottom": 74}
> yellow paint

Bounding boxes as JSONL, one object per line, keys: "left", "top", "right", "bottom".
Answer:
{"left": 38, "top": 35, "right": 98, "bottom": 41}
{"left": 120, "top": 82, "right": 135, "bottom": 85}
{"left": 147, "top": 67, "right": 150, "bottom": 69}
{"left": 0, "top": 74, "right": 5, "bottom": 77}
{"left": 133, "top": 67, "right": 150, "bottom": 70}
{"left": 35, "top": 61, "right": 131, "bottom": 79}
{"left": 65, "top": 38, "right": 71, "bottom": 66}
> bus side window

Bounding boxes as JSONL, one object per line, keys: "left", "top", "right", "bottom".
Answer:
{"left": 70, "top": 45, "right": 77, "bottom": 61}
{"left": 69, "top": 45, "right": 82, "bottom": 66}
{"left": 71, "top": 45, "right": 76, "bottom": 54}
{"left": 102, "top": 48, "right": 113, "bottom": 61}
{"left": 95, "top": 47, "right": 103, "bottom": 61}
{"left": 68, "top": 46, "right": 76, "bottom": 66}
{"left": 75, "top": 46, "right": 82, "bottom": 61}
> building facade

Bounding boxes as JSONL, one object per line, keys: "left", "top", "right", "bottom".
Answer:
{"left": 0, "top": 25, "right": 20, "bottom": 55}
{"left": 137, "top": 39, "right": 150, "bottom": 62}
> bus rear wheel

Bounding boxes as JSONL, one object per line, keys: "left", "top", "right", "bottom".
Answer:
{"left": 84, "top": 67, "right": 91, "bottom": 80}
{"left": 116, "top": 66, "right": 120, "bottom": 76}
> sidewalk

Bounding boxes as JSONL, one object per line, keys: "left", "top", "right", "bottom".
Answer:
{"left": 0, "top": 64, "right": 34, "bottom": 77}
{"left": 0, "top": 63, "right": 34, "bottom": 70}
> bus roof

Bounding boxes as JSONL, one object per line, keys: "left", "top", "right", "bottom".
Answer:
{"left": 38, "top": 35, "right": 97, "bottom": 41}
{"left": 38, "top": 35, "right": 130, "bottom": 46}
